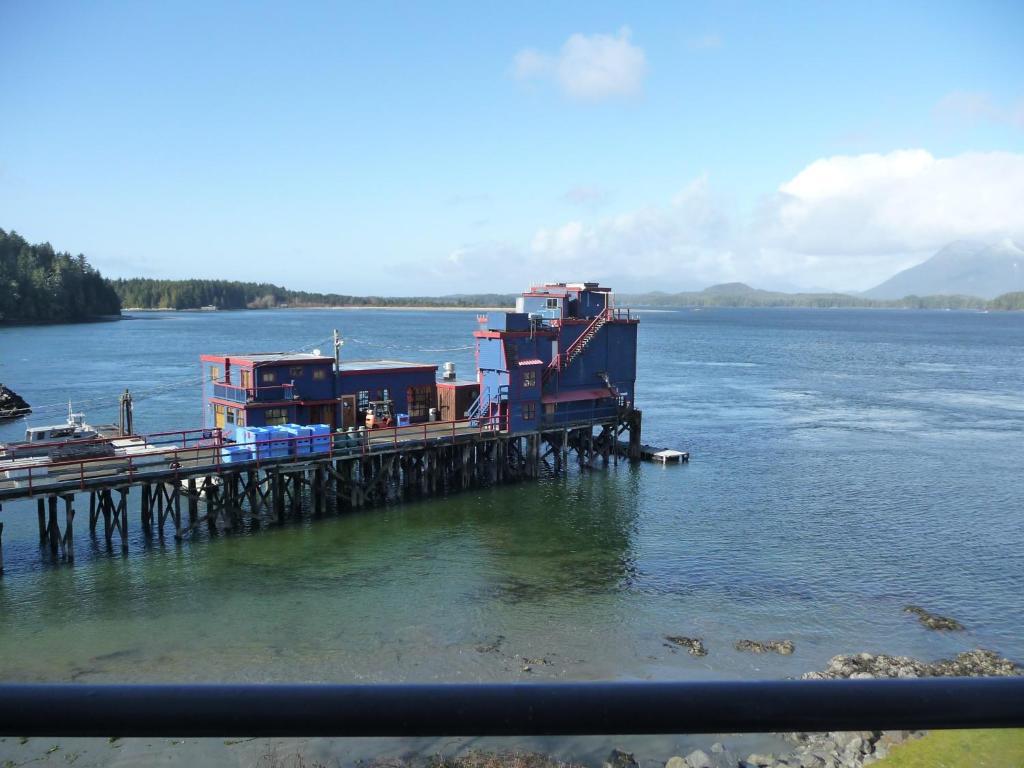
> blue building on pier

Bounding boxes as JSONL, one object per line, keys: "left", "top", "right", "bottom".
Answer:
{"left": 471, "top": 282, "right": 638, "bottom": 432}
{"left": 200, "top": 281, "right": 637, "bottom": 437}
{"left": 200, "top": 353, "right": 437, "bottom": 438}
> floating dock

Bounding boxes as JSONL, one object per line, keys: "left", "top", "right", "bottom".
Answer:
{"left": 615, "top": 442, "right": 690, "bottom": 464}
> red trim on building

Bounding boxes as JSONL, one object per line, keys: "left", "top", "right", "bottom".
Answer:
{"left": 208, "top": 397, "right": 338, "bottom": 411}
{"left": 472, "top": 330, "right": 556, "bottom": 339}
{"left": 200, "top": 354, "right": 331, "bottom": 366}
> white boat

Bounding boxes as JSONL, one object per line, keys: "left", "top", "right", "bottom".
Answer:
{"left": 0, "top": 404, "right": 108, "bottom": 461}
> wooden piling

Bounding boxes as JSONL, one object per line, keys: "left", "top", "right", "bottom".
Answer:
{"left": 62, "top": 495, "right": 75, "bottom": 562}
{"left": 37, "top": 498, "right": 46, "bottom": 545}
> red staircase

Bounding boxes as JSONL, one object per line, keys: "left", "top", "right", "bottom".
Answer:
{"left": 543, "top": 309, "right": 611, "bottom": 383}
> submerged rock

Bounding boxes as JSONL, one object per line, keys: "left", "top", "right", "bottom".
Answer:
{"left": 735, "top": 639, "right": 795, "bottom": 655}
{"left": 903, "top": 604, "right": 965, "bottom": 631}
{"left": 604, "top": 749, "right": 638, "bottom": 768}
{"left": 665, "top": 636, "right": 708, "bottom": 657}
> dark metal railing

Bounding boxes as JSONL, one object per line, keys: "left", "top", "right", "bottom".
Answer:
{"left": 0, "top": 678, "right": 1021, "bottom": 737}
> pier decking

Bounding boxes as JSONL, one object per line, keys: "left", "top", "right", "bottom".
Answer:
{"left": 0, "top": 410, "right": 644, "bottom": 573}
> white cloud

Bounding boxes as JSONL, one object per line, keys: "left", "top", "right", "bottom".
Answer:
{"left": 529, "top": 175, "right": 738, "bottom": 286}
{"left": 531, "top": 150, "right": 1024, "bottom": 291}
{"left": 760, "top": 149, "right": 1024, "bottom": 257}
{"left": 513, "top": 28, "right": 647, "bottom": 102}
{"left": 431, "top": 150, "right": 1024, "bottom": 293}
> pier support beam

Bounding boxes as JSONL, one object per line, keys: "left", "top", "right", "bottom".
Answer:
{"left": 1, "top": 412, "right": 644, "bottom": 573}
{"left": 61, "top": 495, "right": 75, "bottom": 562}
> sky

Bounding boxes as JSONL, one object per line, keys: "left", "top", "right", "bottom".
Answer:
{"left": 1, "top": 1, "right": 1023, "bottom": 295}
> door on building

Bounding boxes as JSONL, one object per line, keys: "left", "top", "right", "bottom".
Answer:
{"left": 309, "top": 404, "right": 336, "bottom": 429}
{"left": 340, "top": 396, "right": 357, "bottom": 428}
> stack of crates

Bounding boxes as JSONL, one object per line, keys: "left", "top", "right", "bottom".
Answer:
{"left": 221, "top": 443, "right": 253, "bottom": 463}
{"left": 236, "top": 427, "right": 273, "bottom": 460}
{"left": 309, "top": 424, "right": 331, "bottom": 453}
{"left": 264, "top": 426, "right": 292, "bottom": 459}
{"left": 281, "top": 423, "right": 312, "bottom": 456}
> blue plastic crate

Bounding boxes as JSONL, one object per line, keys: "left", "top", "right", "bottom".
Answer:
{"left": 221, "top": 444, "right": 253, "bottom": 463}
{"left": 262, "top": 426, "right": 291, "bottom": 457}
{"left": 281, "top": 424, "right": 313, "bottom": 455}
{"left": 241, "top": 427, "right": 273, "bottom": 459}
{"left": 308, "top": 424, "right": 331, "bottom": 453}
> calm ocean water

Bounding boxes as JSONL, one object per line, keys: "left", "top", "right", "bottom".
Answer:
{"left": 0, "top": 307, "right": 1022, "bottom": 763}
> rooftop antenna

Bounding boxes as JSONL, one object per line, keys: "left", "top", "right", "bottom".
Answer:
{"left": 333, "top": 328, "right": 344, "bottom": 372}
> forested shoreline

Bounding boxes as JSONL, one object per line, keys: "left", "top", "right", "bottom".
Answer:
{"left": 2, "top": 229, "right": 1023, "bottom": 325}
{"left": 0, "top": 230, "right": 121, "bottom": 324}
{"left": 110, "top": 278, "right": 516, "bottom": 310}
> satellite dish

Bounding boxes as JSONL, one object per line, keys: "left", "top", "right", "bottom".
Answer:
{"left": 313, "top": 348, "right": 322, "bottom": 356}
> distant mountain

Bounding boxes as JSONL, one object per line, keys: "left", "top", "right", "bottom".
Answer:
{"left": 864, "top": 239, "right": 1024, "bottom": 300}
{"left": 700, "top": 282, "right": 766, "bottom": 296}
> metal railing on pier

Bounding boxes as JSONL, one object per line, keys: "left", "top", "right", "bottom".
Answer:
{"left": 0, "top": 415, "right": 512, "bottom": 498}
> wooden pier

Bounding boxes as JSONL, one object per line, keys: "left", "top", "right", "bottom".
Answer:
{"left": 0, "top": 410, "right": 643, "bottom": 573}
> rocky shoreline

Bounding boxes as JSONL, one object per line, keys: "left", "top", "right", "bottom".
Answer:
{"left": 0, "top": 383, "right": 30, "bottom": 419}
{"left": 643, "top": 648, "right": 1021, "bottom": 768}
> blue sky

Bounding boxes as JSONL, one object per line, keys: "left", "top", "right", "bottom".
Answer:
{"left": 2, "top": 1, "right": 1022, "bottom": 294}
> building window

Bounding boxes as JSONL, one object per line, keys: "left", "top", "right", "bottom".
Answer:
{"left": 357, "top": 390, "right": 369, "bottom": 410}
{"left": 210, "top": 366, "right": 220, "bottom": 382}
{"left": 260, "top": 370, "right": 277, "bottom": 384}
{"left": 237, "top": 411, "right": 246, "bottom": 426}
{"left": 521, "top": 402, "right": 536, "bottom": 421}
{"left": 240, "top": 369, "right": 252, "bottom": 389}
{"left": 522, "top": 370, "right": 536, "bottom": 388}
{"left": 407, "top": 385, "right": 433, "bottom": 419}
{"left": 382, "top": 388, "right": 390, "bottom": 401}
{"left": 546, "top": 298, "right": 558, "bottom": 309}
{"left": 313, "top": 368, "right": 327, "bottom": 380}
{"left": 289, "top": 366, "right": 304, "bottom": 377}
{"left": 265, "top": 408, "right": 287, "bottom": 426}
{"left": 226, "top": 408, "right": 236, "bottom": 424}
